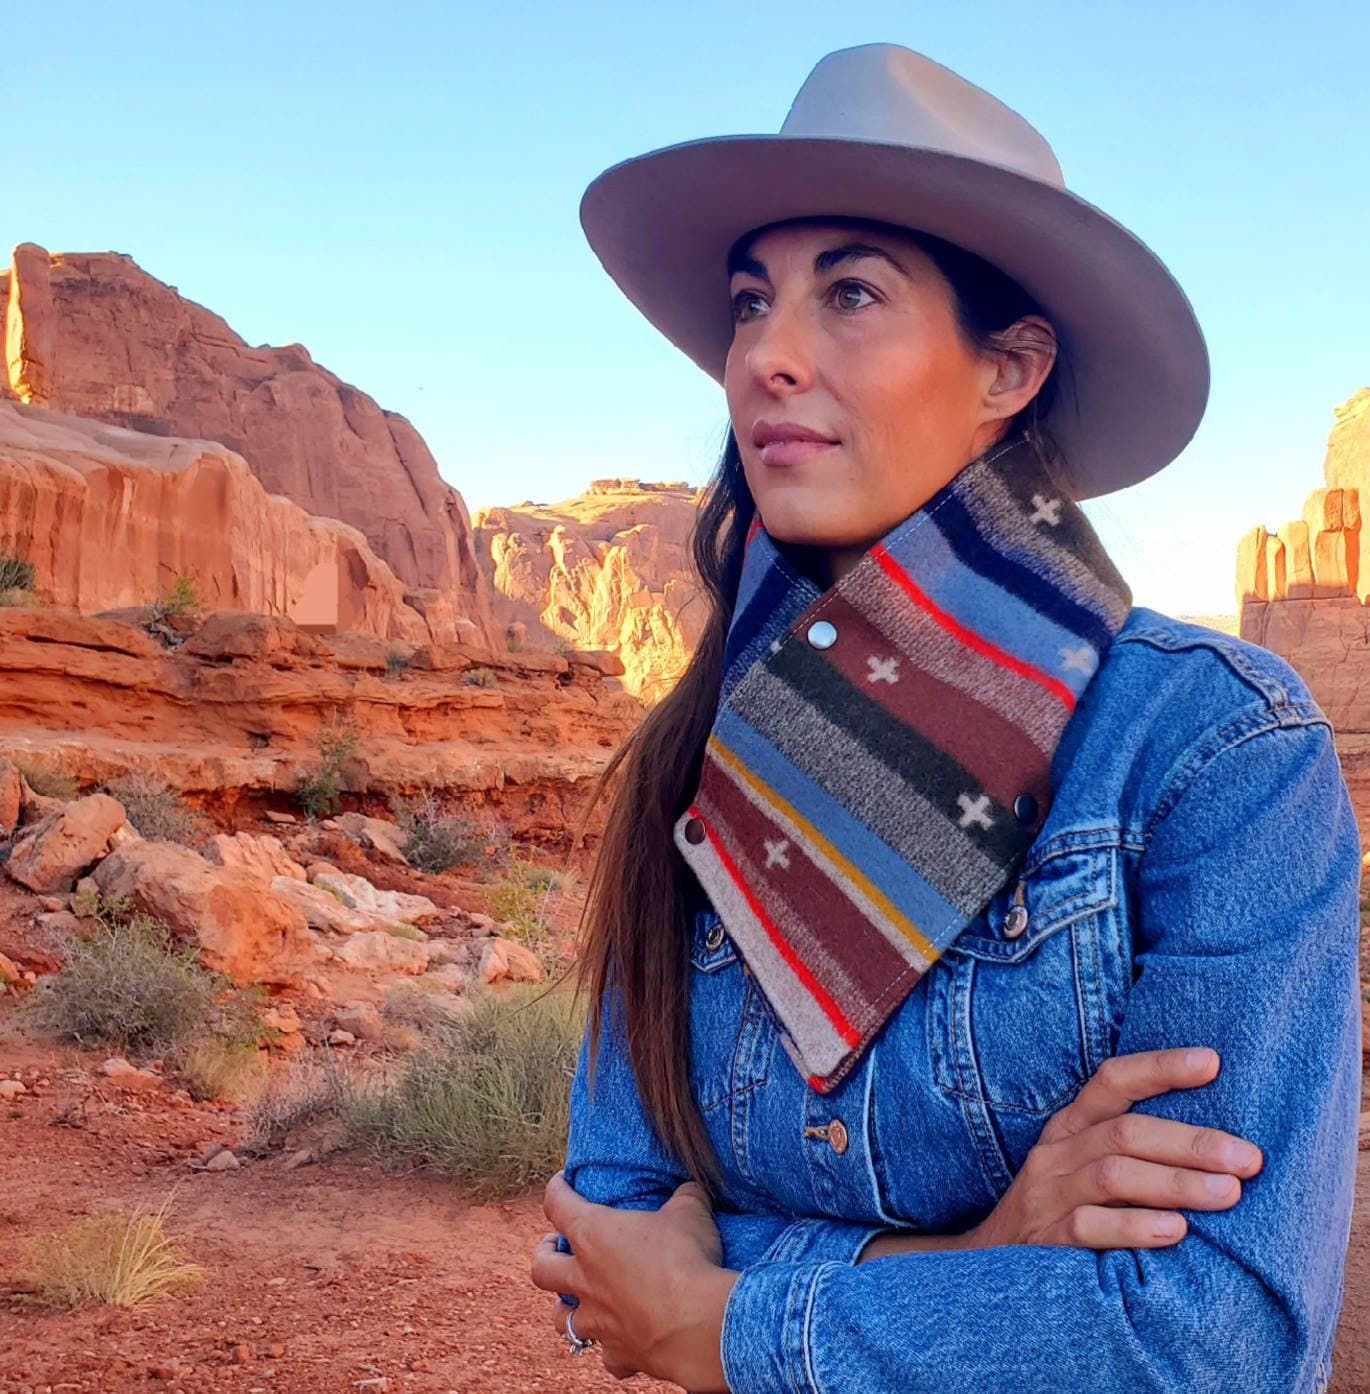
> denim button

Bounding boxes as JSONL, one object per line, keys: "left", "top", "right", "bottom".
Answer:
{"left": 806, "top": 619, "right": 838, "bottom": 649}
{"left": 684, "top": 816, "right": 706, "bottom": 844}
{"left": 704, "top": 921, "right": 726, "bottom": 951}
{"left": 1013, "top": 793, "right": 1039, "bottom": 824}
{"left": 827, "top": 1119, "right": 849, "bottom": 1154}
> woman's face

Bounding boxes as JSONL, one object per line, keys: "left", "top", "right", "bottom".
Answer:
{"left": 723, "top": 219, "right": 1053, "bottom": 584}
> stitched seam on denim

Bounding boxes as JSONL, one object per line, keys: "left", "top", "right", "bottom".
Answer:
{"left": 798, "top": 1264, "right": 831, "bottom": 1394}
{"left": 1112, "top": 621, "right": 1300, "bottom": 708}
{"left": 1143, "top": 708, "right": 1334, "bottom": 846}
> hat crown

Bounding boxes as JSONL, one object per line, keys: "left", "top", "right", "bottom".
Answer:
{"left": 779, "top": 44, "right": 1064, "bottom": 190}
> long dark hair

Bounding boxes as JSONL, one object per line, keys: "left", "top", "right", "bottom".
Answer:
{"left": 565, "top": 215, "right": 1071, "bottom": 1195}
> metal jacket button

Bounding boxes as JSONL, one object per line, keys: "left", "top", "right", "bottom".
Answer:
{"left": 804, "top": 1119, "right": 849, "bottom": 1154}
{"left": 704, "top": 921, "right": 726, "bottom": 951}
{"left": 1013, "top": 793, "right": 1039, "bottom": 824}
{"left": 1003, "top": 880, "right": 1029, "bottom": 938}
{"left": 684, "top": 816, "right": 706, "bottom": 844}
{"left": 806, "top": 619, "right": 838, "bottom": 649}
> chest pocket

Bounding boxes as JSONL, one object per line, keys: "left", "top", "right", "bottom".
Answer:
{"left": 925, "top": 841, "right": 1129, "bottom": 1118}
{"left": 687, "top": 909, "right": 772, "bottom": 1115}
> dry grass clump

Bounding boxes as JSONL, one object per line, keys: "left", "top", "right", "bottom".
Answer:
{"left": 102, "top": 771, "right": 210, "bottom": 846}
{"left": 343, "top": 983, "right": 583, "bottom": 1199}
{"left": 239, "top": 1046, "right": 353, "bottom": 1158}
{"left": 15, "top": 762, "right": 79, "bottom": 801}
{"left": 17, "top": 1194, "right": 207, "bottom": 1309}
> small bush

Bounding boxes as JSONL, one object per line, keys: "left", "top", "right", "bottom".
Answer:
{"left": 0, "top": 586, "right": 38, "bottom": 607}
{"left": 463, "top": 667, "right": 498, "bottom": 688}
{"left": 148, "top": 573, "right": 201, "bottom": 622}
{"left": 387, "top": 922, "right": 426, "bottom": 942}
{"left": 21, "top": 895, "right": 248, "bottom": 1055}
{"left": 0, "top": 552, "right": 36, "bottom": 592}
{"left": 385, "top": 649, "right": 411, "bottom": 679}
{"left": 240, "top": 1048, "right": 352, "bottom": 1158}
{"left": 17, "top": 1196, "right": 207, "bottom": 1309}
{"left": 297, "top": 721, "right": 361, "bottom": 819}
{"left": 488, "top": 857, "right": 552, "bottom": 950}
{"left": 344, "top": 984, "right": 583, "bottom": 1199}
{"left": 177, "top": 1037, "right": 268, "bottom": 1104}
{"left": 102, "top": 772, "right": 209, "bottom": 846}
{"left": 391, "top": 790, "right": 485, "bottom": 875}
{"left": 17, "top": 763, "right": 79, "bottom": 801}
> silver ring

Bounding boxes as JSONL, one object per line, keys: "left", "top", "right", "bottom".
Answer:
{"left": 564, "top": 1306, "right": 597, "bottom": 1355}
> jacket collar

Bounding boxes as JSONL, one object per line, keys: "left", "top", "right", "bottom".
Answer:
{"left": 673, "top": 429, "right": 1133, "bottom": 1093}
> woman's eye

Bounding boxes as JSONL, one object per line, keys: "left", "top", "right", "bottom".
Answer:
{"left": 731, "top": 290, "right": 766, "bottom": 323}
{"left": 830, "top": 280, "right": 875, "bottom": 312}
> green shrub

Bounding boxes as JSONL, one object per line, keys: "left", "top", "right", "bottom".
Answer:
{"left": 343, "top": 984, "right": 583, "bottom": 1199}
{"left": 20, "top": 896, "right": 249, "bottom": 1055}
{"left": 391, "top": 790, "right": 485, "bottom": 875}
{"left": 488, "top": 855, "right": 553, "bottom": 950}
{"left": 297, "top": 721, "right": 361, "bottom": 819}
{"left": 385, "top": 649, "right": 411, "bottom": 679}
{"left": 102, "top": 773, "right": 209, "bottom": 846}
{"left": 0, "top": 552, "right": 36, "bottom": 593}
{"left": 148, "top": 573, "right": 201, "bottom": 623}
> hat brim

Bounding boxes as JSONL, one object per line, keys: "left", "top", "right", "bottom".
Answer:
{"left": 580, "top": 134, "right": 1209, "bottom": 501}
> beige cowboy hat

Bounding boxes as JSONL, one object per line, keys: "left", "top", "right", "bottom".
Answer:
{"left": 579, "top": 42, "right": 1209, "bottom": 501}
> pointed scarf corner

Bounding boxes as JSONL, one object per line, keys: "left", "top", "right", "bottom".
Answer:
{"left": 674, "top": 431, "right": 1134, "bottom": 1094}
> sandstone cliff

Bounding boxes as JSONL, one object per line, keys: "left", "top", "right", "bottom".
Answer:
{"left": 474, "top": 477, "right": 709, "bottom": 703}
{"left": 0, "top": 399, "right": 445, "bottom": 642}
{"left": 1237, "top": 385, "right": 1370, "bottom": 820}
{"left": 0, "top": 243, "right": 494, "bottom": 641}
{"left": 0, "top": 607, "right": 638, "bottom": 837}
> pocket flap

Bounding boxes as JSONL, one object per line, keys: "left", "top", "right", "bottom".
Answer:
{"left": 949, "top": 843, "right": 1118, "bottom": 964}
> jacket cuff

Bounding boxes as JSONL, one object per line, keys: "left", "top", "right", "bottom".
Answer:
{"left": 719, "top": 1260, "right": 836, "bottom": 1394}
{"left": 760, "top": 1216, "right": 895, "bottom": 1266}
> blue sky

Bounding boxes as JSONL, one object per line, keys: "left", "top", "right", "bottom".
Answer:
{"left": 7, "top": 1, "right": 1367, "bottom": 616}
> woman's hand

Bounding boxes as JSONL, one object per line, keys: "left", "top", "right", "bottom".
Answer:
{"left": 859, "top": 1046, "right": 1264, "bottom": 1262}
{"left": 530, "top": 1170, "right": 739, "bottom": 1390}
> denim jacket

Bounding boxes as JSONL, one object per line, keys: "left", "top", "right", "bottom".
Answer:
{"left": 559, "top": 605, "right": 1363, "bottom": 1394}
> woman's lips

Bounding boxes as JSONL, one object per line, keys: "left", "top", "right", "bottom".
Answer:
{"left": 759, "top": 439, "right": 839, "bottom": 468}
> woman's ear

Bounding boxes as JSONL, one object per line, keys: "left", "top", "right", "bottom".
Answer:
{"left": 981, "top": 315, "right": 1057, "bottom": 424}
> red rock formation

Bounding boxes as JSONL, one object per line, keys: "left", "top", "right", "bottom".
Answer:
{"left": 0, "top": 607, "right": 639, "bottom": 841}
{"left": 0, "top": 243, "right": 493, "bottom": 641}
{"left": 1237, "top": 386, "right": 1370, "bottom": 822}
{"left": 474, "top": 477, "right": 708, "bottom": 702}
{"left": 0, "top": 399, "right": 435, "bottom": 641}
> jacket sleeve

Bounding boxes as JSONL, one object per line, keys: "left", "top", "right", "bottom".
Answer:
{"left": 557, "top": 978, "right": 892, "bottom": 1283}
{"left": 719, "top": 716, "right": 1363, "bottom": 1394}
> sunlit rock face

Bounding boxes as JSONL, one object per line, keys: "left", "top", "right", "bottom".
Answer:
{"left": 0, "top": 242, "right": 495, "bottom": 643}
{"left": 474, "top": 477, "right": 710, "bottom": 703}
{"left": 1237, "top": 386, "right": 1370, "bottom": 823}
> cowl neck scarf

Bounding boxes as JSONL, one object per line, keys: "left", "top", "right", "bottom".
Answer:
{"left": 672, "top": 429, "right": 1133, "bottom": 1094}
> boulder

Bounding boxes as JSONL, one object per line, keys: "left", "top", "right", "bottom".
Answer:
{"left": 269, "top": 875, "right": 377, "bottom": 935}
{"left": 334, "top": 931, "right": 429, "bottom": 975}
{"left": 206, "top": 832, "right": 306, "bottom": 883}
{"left": 5, "top": 793, "right": 127, "bottom": 893}
{"left": 334, "top": 812, "right": 410, "bottom": 866}
{"left": 478, "top": 936, "right": 544, "bottom": 985}
{"left": 93, "top": 842, "right": 318, "bottom": 986}
{"left": 307, "top": 867, "right": 438, "bottom": 925}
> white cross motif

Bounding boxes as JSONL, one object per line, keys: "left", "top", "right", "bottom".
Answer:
{"left": 866, "top": 655, "right": 900, "bottom": 685}
{"left": 763, "top": 837, "right": 791, "bottom": 871}
{"left": 956, "top": 792, "right": 995, "bottom": 831}
{"left": 1028, "top": 493, "right": 1062, "bottom": 526}
{"left": 769, "top": 638, "right": 783, "bottom": 653}
{"left": 1060, "top": 644, "right": 1096, "bottom": 676}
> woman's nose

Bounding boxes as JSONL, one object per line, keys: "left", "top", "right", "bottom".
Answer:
{"left": 744, "top": 302, "right": 815, "bottom": 391}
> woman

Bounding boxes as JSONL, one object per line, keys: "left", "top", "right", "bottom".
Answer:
{"left": 529, "top": 44, "right": 1362, "bottom": 1393}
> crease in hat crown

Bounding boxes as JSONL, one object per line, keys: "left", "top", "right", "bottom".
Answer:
{"left": 778, "top": 44, "right": 1065, "bottom": 188}
{"left": 578, "top": 40, "right": 1211, "bottom": 501}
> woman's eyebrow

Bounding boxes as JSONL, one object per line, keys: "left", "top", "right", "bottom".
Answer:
{"left": 728, "top": 243, "right": 909, "bottom": 282}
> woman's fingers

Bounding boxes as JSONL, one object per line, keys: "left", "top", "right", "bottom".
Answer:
{"left": 529, "top": 1232, "right": 583, "bottom": 1296}
{"left": 1058, "top": 1204, "right": 1192, "bottom": 1249}
{"left": 1073, "top": 1110, "right": 1264, "bottom": 1180}
{"left": 1068, "top": 1151, "right": 1246, "bottom": 1217}
{"left": 1043, "top": 1047, "right": 1221, "bottom": 1140}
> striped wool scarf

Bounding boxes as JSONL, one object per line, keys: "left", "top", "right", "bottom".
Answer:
{"left": 672, "top": 429, "right": 1134, "bottom": 1094}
